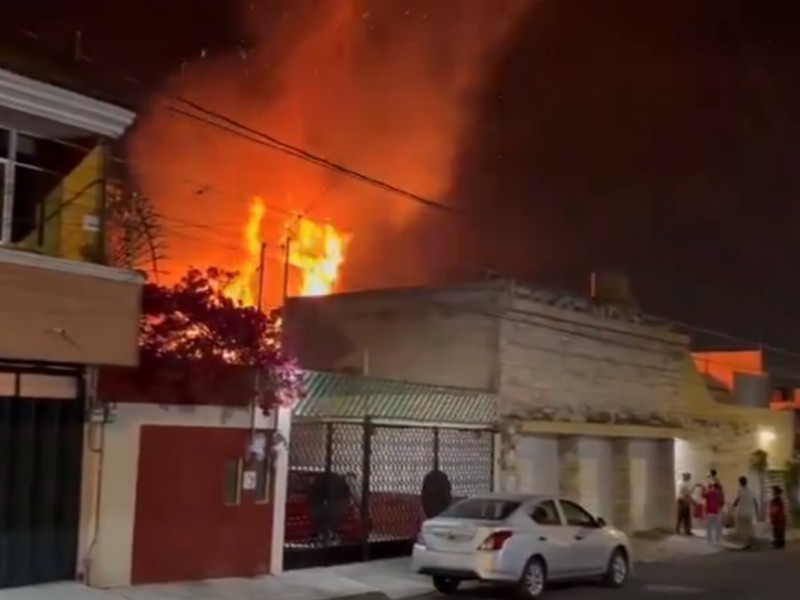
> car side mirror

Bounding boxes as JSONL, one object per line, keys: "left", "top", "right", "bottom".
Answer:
{"left": 595, "top": 517, "right": 606, "bottom": 528}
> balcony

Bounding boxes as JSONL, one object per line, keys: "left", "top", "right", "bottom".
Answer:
{"left": 0, "top": 63, "right": 133, "bottom": 262}
{"left": 0, "top": 66, "right": 142, "bottom": 366}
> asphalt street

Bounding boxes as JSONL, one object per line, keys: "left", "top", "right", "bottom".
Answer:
{"left": 408, "top": 544, "right": 800, "bottom": 600}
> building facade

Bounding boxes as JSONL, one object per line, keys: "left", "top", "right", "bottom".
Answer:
{"left": 0, "top": 65, "right": 142, "bottom": 588}
{"left": 284, "top": 280, "right": 795, "bottom": 532}
{"left": 77, "top": 399, "right": 292, "bottom": 588}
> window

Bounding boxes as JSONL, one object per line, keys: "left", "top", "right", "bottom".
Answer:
{"left": 559, "top": 500, "right": 597, "bottom": 527}
{"left": 223, "top": 458, "right": 243, "bottom": 506}
{"left": 0, "top": 128, "right": 95, "bottom": 247}
{"left": 440, "top": 498, "right": 520, "bottom": 521}
{"left": 12, "top": 165, "right": 62, "bottom": 243}
{"left": 530, "top": 500, "right": 561, "bottom": 525}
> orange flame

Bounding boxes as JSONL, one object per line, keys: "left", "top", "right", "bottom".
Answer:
{"left": 225, "top": 197, "right": 266, "bottom": 307}
{"left": 288, "top": 218, "right": 351, "bottom": 297}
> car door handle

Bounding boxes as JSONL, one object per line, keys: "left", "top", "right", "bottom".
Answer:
{"left": 538, "top": 536, "right": 547, "bottom": 542}
{"left": 574, "top": 535, "right": 584, "bottom": 541}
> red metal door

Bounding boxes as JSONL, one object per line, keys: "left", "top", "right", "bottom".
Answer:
{"left": 131, "top": 425, "right": 273, "bottom": 584}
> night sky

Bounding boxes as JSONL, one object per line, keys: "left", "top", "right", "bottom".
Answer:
{"left": 4, "top": 1, "right": 800, "bottom": 352}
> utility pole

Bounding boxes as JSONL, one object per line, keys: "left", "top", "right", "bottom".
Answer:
{"left": 256, "top": 241, "right": 266, "bottom": 312}
{"left": 248, "top": 242, "right": 267, "bottom": 457}
{"left": 283, "top": 218, "right": 300, "bottom": 304}
{"left": 282, "top": 237, "right": 291, "bottom": 305}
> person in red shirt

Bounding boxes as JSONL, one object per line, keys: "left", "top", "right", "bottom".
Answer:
{"left": 703, "top": 482, "right": 724, "bottom": 543}
{"left": 770, "top": 486, "right": 787, "bottom": 549}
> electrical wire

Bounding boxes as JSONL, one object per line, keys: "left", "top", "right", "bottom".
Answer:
{"left": 4, "top": 27, "right": 800, "bottom": 377}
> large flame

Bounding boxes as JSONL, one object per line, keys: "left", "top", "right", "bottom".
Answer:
{"left": 225, "top": 197, "right": 266, "bottom": 307}
{"left": 288, "top": 218, "right": 351, "bottom": 297}
{"left": 128, "top": 1, "right": 529, "bottom": 294}
{"left": 224, "top": 197, "right": 351, "bottom": 305}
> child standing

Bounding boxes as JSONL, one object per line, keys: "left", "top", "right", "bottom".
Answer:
{"left": 703, "top": 482, "right": 724, "bottom": 543}
{"left": 770, "top": 486, "right": 787, "bottom": 549}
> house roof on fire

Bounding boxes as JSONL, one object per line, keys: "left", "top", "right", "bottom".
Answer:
{"left": 294, "top": 370, "right": 496, "bottom": 425}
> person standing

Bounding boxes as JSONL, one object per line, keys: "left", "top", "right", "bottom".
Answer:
{"left": 732, "top": 476, "right": 758, "bottom": 549}
{"left": 769, "top": 486, "right": 787, "bottom": 549}
{"left": 676, "top": 473, "right": 694, "bottom": 535}
{"left": 703, "top": 482, "right": 724, "bottom": 543}
{"left": 709, "top": 469, "right": 725, "bottom": 505}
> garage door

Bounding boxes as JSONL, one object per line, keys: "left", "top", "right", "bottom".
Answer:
{"left": 576, "top": 437, "right": 613, "bottom": 521}
{"left": 0, "top": 366, "right": 84, "bottom": 589}
{"left": 516, "top": 435, "right": 559, "bottom": 495}
{"left": 628, "top": 438, "right": 675, "bottom": 531}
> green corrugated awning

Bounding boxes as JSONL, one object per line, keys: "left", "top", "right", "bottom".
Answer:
{"left": 294, "top": 370, "right": 496, "bottom": 425}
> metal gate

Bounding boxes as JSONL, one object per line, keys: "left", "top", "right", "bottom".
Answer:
{"left": 0, "top": 364, "right": 85, "bottom": 588}
{"left": 284, "top": 418, "right": 494, "bottom": 569}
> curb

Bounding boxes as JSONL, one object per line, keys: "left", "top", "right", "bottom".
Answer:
{"left": 329, "top": 593, "right": 392, "bottom": 600}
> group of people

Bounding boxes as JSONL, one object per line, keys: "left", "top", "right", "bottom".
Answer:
{"left": 676, "top": 469, "right": 787, "bottom": 549}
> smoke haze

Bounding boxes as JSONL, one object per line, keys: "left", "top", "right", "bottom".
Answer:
{"left": 127, "top": 0, "right": 531, "bottom": 303}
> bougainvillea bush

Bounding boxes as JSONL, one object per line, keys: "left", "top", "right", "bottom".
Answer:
{"left": 100, "top": 267, "right": 304, "bottom": 412}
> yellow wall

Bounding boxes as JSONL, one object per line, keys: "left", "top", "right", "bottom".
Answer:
{"left": 675, "top": 357, "right": 794, "bottom": 489}
{"left": 19, "top": 144, "right": 105, "bottom": 262}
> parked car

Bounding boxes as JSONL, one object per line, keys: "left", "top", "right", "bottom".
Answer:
{"left": 412, "top": 493, "right": 631, "bottom": 598}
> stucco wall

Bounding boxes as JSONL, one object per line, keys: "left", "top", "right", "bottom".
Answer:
{"left": 77, "top": 403, "right": 289, "bottom": 588}
{"left": 282, "top": 283, "right": 505, "bottom": 390}
{"left": 0, "top": 252, "right": 142, "bottom": 366}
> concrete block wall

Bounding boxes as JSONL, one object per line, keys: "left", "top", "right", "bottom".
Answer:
{"left": 498, "top": 296, "right": 689, "bottom": 421}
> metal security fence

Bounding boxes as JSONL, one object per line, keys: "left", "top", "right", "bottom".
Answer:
{"left": 284, "top": 419, "right": 494, "bottom": 569}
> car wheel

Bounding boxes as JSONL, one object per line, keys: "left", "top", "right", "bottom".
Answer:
{"left": 432, "top": 575, "right": 461, "bottom": 595}
{"left": 603, "top": 548, "right": 629, "bottom": 588}
{"left": 517, "top": 556, "right": 547, "bottom": 599}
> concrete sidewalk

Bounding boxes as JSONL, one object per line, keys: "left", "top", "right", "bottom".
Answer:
{"left": 2, "top": 532, "right": 798, "bottom": 600}
{"left": 0, "top": 559, "right": 431, "bottom": 600}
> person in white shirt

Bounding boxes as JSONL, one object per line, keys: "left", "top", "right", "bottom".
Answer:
{"left": 732, "top": 475, "right": 758, "bottom": 549}
{"left": 676, "top": 472, "right": 694, "bottom": 535}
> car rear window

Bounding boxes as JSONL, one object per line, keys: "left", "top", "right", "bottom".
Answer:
{"left": 440, "top": 498, "right": 520, "bottom": 520}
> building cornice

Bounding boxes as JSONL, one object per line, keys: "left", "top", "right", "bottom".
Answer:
{"left": 0, "top": 67, "right": 136, "bottom": 138}
{"left": 0, "top": 246, "right": 144, "bottom": 284}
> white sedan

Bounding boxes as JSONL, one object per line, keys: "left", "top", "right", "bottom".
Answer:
{"left": 412, "top": 493, "right": 631, "bottom": 598}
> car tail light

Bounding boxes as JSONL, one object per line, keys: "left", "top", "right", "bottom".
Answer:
{"left": 478, "top": 530, "right": 513, "bottom": 551}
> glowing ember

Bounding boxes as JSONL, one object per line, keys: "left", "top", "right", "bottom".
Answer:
{"left": 288, "top": 218, "right": 350, "bottom": 297}
{"left": 225, "top": 197, "right": 265, "bottom": 307}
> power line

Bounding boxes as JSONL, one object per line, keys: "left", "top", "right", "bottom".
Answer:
{"left": 6, "top": 27, "right": 800, "bottom": 368}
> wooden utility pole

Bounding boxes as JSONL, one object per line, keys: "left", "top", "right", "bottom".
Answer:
{"left": 248, "top": 242, "right": 267, "bottom": 456}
